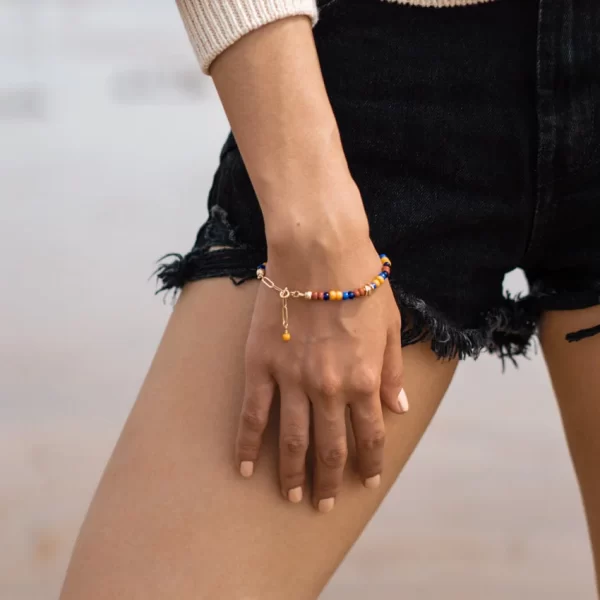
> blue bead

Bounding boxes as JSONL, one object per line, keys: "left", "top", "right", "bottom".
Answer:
{"left": 349, "top": 291, "right": 355, "bottom": 299}
{"left": 323, "top": 292, "right": 330, "bottom": 301}
{"left": 343, "top": 292, "right": 349, "bottom": 300}
{"left": 381, "top": 272, "right": 388, "bottom": 279}
{"left": 371, "top": 283, "right": 377, "bottom": 289}
{"left": 379, "top": 253, "right": 386, "bottom": 258}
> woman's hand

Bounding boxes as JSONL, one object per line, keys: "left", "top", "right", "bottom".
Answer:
{"left": 235, "top": 183, "right": 409, "bottom": 512}
{"left": 208, "top": 12, "right": 408, "bottom": 511}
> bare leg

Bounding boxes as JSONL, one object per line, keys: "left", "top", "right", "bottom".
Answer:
{"left": 541, "top": 306, "right": 600, "bottom": 595}
{"left": 60, "top": 279, "right": 457, "bottom": 600}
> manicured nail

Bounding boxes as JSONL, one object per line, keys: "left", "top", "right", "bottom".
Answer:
{"left": 240, "top": 461, "right": 254, "bottom": 478}
{"left": 365, "top": 474, "right": 381, "bottom": 489}
{"left": 318, "top": 497, "right": 335, "bottom": 513}
{"left": 398, "top": 389, "right": 409, "bottom": 413}
{"left": 288, "top": 487, "right": 303, "bottom": 503}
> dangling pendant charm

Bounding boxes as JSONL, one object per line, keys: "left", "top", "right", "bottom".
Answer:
{"left": 280, "top": 288, "right": 291, "bottom": 342}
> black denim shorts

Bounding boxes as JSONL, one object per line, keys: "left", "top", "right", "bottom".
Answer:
{"left": 158, "top": 0, "right": 600, "bottom": 364}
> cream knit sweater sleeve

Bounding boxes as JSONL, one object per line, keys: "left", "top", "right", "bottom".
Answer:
{"left": 176, "top": 0, "right": 319, "bottom": 74}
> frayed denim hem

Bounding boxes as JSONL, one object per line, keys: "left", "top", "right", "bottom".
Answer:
{"left": 392, "top": 287, "right": 540, "bottom": 368}
{"left": 155, "top": 205, "right": 599, "bottom": 365}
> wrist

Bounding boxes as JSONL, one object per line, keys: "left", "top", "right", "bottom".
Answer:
{"left": 264, "top": 179, "right": 371, "bottom": 255}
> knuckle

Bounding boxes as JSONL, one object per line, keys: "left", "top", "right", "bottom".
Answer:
{"left": 317, "top": 481, "right": 340, "bottom": 497}
{"left": 313, "top": 372, "right": 343, "bottom": 399}
{"left": 385, "top": 368, "right": 403, "bottom": 389}
{"left": 281, "top": 468, "right": 305, "bottom": 484}
{"left": 359, "top": 430, "right": 386, "bottom": 452}
{"left": 281, "top": 434, "right": 308, "bottom": 456}
{"left": 237, "top": 442, "right": 258, "bottom": 458}
{"left": 350, "top": 368, "right": 380, "bottom": 396}
{"left": 241, "top": 407, "right": 267, "bottom": 433}
{"left": 318, "top": 445, "right": 348, "bottom": 469}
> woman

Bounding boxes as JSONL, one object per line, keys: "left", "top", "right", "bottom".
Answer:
{"left": 61, "top": 0, "right": 600, "bottom": 597}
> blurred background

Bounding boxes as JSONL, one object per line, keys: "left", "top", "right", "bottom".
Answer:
{"left": 0, "top": 0, "right": 596, "bottom": 598}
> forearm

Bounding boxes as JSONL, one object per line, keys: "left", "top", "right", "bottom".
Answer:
{"left": 210, "top": 17, "right": 369, "bottom": 249}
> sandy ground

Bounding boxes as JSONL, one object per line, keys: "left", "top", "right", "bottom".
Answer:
{"left": 0, "top": 2, "right": 596, "bottom": 598}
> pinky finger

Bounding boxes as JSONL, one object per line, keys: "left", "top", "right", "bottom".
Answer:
{"left": 236, "top": 371, "right": 275, "bottom": 477}
{"left": 380, "top": 324, "right": 408, "bottom": 414}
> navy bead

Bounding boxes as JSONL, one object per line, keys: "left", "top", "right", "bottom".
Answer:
{"left": 379, "top": 253, "right": 386, "bottom": 258}
{"left": 343, "top": 292, "right": 349, "bottom": 300}
{"left": 349, "top": 291, "right": 355, "bottom": 299}
{"left": 383, "top": 262, "right": 391, "bottom": 268}
{"left": 371, "top": 283, "right": 377, "bottom": 289}
{"left": 381, "top": 272, "right": 388, "bottom": 279}
{"left": 323, "top": 292, "right": 330, "bottom": 301}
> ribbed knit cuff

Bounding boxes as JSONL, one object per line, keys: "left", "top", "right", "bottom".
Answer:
{"left": 177, "top": 0, "right": 319, "bottom": 75}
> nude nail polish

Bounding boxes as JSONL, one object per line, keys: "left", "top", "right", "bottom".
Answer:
{"left": 318, "top": 497, "right": 335, "bottom": 513}
{"left": 365, "top": 474, "right": 381, "bottom": 489}
{"left": 288, "top": 487, "right": 303, "bottom": 503}
{"left": 240, "top": 461, "right": 254, "bottom": 478}
{"left": 398, "top": 388, "right": 409, "bottom": 413}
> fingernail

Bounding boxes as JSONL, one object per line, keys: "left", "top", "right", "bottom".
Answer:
{"left": 240, "top": 461, "right": 254, "bottom": 478}
{"left": 365, "top": 474, "right": 381, "bottom": 489}
{"left": 318, "top": 497, "right": 335, "bottom": 513}
{"left": 288, "top": 487, "right": 303, "bottom": 503}
{"left": 398, "top": 388, "right": 409, "bottom": 413}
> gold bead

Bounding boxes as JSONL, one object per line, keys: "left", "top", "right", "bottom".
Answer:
{"left": 329, "top": 290, "right": 337, "bottom": 301}
{"left": 335, "top": 291, "right": 342, "bottom": 301}
{"left": 282, "top": 331, "right": 291, "bottom": 342}
{"left": 376, "top": 276, "right": 384, "bottom": 285}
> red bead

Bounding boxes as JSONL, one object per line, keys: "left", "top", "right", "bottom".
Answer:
{"left": 318, "top": 292, "right": 324, "bottom": 300}
{"left": 382, "top": 266, "right": 391, "bottom": 274}
{"left": 312, "top": 292, "right": 319, "bottom": 300}
{"left": 353, "top": 288, "right": 361, "bottom": 298}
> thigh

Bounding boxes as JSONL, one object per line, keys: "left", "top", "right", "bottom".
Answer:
{"left": 60, "top": 278, "right": 457, "bottom": 600}
{"left": 540, "top": 306, "right": 600, "bottom": 592}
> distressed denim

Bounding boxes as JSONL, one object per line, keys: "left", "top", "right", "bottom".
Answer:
{"left": 157, "top": 0, "right": 600, "bottom": 364}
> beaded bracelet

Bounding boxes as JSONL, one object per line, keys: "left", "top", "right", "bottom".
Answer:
{"left": 256, "top": 254, "right": 392, "bottom": 341}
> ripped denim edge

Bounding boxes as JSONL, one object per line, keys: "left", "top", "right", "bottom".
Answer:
{"left": 393, "top": 286, "right": 540, "bottom": 368}
{"left": 154, "top": 205, "right": 266, "bottom": 297}
{"left": 155, "top": 249, "right": 540, "bottom": 366}
{"left": 154, "top": 205, "right": 598, "bottom": 366}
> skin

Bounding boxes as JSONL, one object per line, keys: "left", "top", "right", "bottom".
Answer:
{"left": 59, "top": 12, "right": 600, "bottom": 597}
{"left": 540, "top": 305, "right": 600, "bottom": 594}
{"left": 59, "top": 279, "right": 457, "bottom": 599}
{"left": 209, "top": 16, "right": 409, "bottom": 508}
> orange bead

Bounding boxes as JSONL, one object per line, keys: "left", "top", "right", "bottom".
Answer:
{"left": 329, "top": 290, "right": 337, "bottom": 301}
{"left": 336, "top": 291, "right": 343, "bottom": 301}
{"left": 282, "top": 331, "right": 291, "bottom": 342}
{"left": 318, "top": 292, "right": 324, "bottom": 300}
{"left": 353, "top": 288, "right": 362, "bottom": 298}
